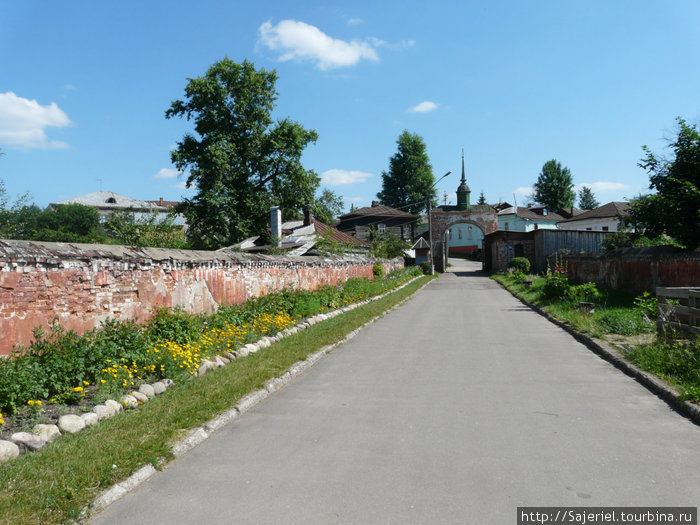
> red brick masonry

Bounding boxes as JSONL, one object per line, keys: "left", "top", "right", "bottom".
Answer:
{"left": 0, "top": 240, "right": 403, "bottom": 356}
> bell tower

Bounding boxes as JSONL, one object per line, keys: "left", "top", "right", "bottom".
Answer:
{"left": 456, "top": 149, "right": 471, "bottom": 211}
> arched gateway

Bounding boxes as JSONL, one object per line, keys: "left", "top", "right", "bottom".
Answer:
{"left": 430, "top": 153, "right": 497, "bottom": 272}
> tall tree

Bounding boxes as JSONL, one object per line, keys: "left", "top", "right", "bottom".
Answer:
{"left": 313, "top": 189, "right": 344, "bottom": 225}
{"left": 533, "top": 159, "right": 575, "bottom": 211}
{"left": 577, "top": 186, "right": 599, "bottom": 210}
{"left": 477, "top": 190, "right": 487, "bottom": 205}
{"left": 166, "top": 58, "right": 320, "bottom": 249}
{"left": 377, "top": 130, "right": 435, "bottom": 215}
{"left": 629, "top": 117, "right": 700, "bottom": 249}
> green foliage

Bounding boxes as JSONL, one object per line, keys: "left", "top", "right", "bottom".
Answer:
{"left": 373, "top": 264, "right": 383, "bottom": 277}
{"left": 419, "top": 260, "right": 432, "bottom": 275}
{"left": 629, "top": 117, "right": 700, "bottom": 249}
{"left": 477, "top": 190, "right": 487, "bottom": 205}
{"left": 105, "top": 210, "right": 188, "bottom": 248}
{"left": 166, "top": 58, "right": 319, "bottom": 249}
{"left": 633, "top": 292, "right": 658, "bottom": 322}
{"left": 565, "top": 282, "right": 600, "bottom": 303}
{"left": 369, "top": 230, "right": 410, "bottom": 259}
{"left": 542, "top": 257, "right": 570, "bottom": 299}
{"left": 508, "top": 256, "right": 530, "bottom": 274}
{"left": 597, "top": 309, "right": 654, "bottom": 335}
{"left": 577, "top": 186, "right": 599, "bottom": 210}
{"left": 601, "top": 231, "right": 683, "bottom": 251}
{"left": 313, "top": 189, "right": 344, "bottom": 225}
{"left": 377, "top": 130, "right": 435, "bottom": 215}
{"left": 533, "top": 159, "right": 575, "bottom": 211}
{"left": 0, "top": 268, "right": 420, "bottom": 415}
{"left": 625, "top": 338, "right": 700, "bottom": 402}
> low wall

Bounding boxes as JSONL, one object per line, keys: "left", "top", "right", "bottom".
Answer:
{"left": 563, "top": 246, "right": 700, "bottom": 295}
{"left": 0, "top": 239, "right": 403, "bottom": 356}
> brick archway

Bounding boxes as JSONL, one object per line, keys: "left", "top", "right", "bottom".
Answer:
{"left": 430, "top": 210, "right": 498, "bottom": 272}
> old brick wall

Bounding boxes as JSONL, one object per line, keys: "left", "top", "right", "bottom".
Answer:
{"left": 563, "top": 247, "right": 700, "bottom": 295}
{"left": 0, "top": 240, "right": 403, "bottom": 356}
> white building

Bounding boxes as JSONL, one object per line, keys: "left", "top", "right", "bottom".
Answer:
{"left": 557, "top": 201, "right": 630, "bottom": 232}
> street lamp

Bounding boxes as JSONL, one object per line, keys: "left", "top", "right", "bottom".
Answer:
{"left": 427, "top": 171, "right": 452, "bottom": 275}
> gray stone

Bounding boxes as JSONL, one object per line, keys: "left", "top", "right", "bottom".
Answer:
{"left": 213, "top": 356, "right": 227, "bottom": 367}
{"left": 93, "top": 404, "right": 115, "bottom": 420}
{"left": 58, "top": 414, "right": 86, "bottom": 434}
{"left": 120, "top": 394, "right": 138, "bottom": 409}
{"left": 237, "top": 346, "right": 249, "bottom": 358}
{"left": 131, "top": 391, "right": 148, "bottom": 403}
{"left": 11, "top": 432, "right": 46, "bottom": 451}
{"left": 0, "top": 440, "right": 20, "bottom": 463}
{"left": 82, "top": 412, "right": 100, "bottom": 426}
{"left": 33, "top": 424, "right": 61, "bottom": 442}
{"left": 162, "top": 378, "right": 175, "bottom": 388}
{"left": 223, "top": 352, "right": 237, "bottom": 361}
{"left": 244, "top": 343, "right": 258, "bottom": 354}
{"left": 105, "top": 399, "right": 122, "bottom": 413}
{"left": 197, "top": 360, "right": 216, "bottom": 376}
{"left": 138, "top": 383, "right": 156, "bottom": 398}
{"left": 152, "top": 382, "right": 166, "bottom": 395}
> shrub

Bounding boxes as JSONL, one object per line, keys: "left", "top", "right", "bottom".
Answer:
{"left": 373, "top": 264, "right": 383, "bottom": 277}
{"left": 633, "top": 292, "right": 658, "bottom": 322}
{"left": 565, "top": 282, "right": 600, "bottom": 303}
{"left": 542, "top": 263, "right": 570, "bottom": 299}
{"left": 508, "top": 257, "right": 530, "bottom": 274}
{"left": 419, "top": 261, "right": 432, "bottom": 275}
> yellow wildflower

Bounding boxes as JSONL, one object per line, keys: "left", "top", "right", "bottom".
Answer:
{"left": 73, "top": 386, "right": 83, "bottom": 393}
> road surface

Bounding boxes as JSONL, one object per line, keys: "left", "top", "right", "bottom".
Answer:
{"left": 91, "top": 258, "right": 700, "bottom": 524}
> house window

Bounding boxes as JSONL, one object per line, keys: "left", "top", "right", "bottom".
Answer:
{"left": 602, "top": 226, "right": 609, "bottom": 231}
{"left": 402, "top": 225, "right": 410, "bottom": 239}
{"left": 458, "top": 228, "right": 462, "bottom": 240}
{"left": 504, "top": 222, "right": 509, "bottom": 231}
{"left": 378, "top": 223, "right": 386, "bottom": 234}
{"left": 449, "top": 229, "right": 453, "bottom": 239}
{"left": 105, "top": 197, "right": 116, "bottom": 204}
{"left": 586, "top": 227, "right": 592, "bottom": 231}
{"left": 468, "top": 226, "right": 472, "bottom": 239}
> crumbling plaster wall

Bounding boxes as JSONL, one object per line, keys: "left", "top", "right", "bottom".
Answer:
{"left": 0, "top": 240, "right": 403, "bottom": 355}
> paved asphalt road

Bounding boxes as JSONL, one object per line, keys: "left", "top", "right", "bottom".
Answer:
{"left": 91, "top": 259, "right": 699, "bottom": 524}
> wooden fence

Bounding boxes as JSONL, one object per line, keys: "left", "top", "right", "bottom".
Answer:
{"left": 656, "top": 287, "right": 700, "bottom": 337}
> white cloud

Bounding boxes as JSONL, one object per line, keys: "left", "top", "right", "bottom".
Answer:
{"left": 175, "top": 180, "right": 197, "bottom": 190}
{"left": 513, "top": 186, "right": 534, "bottom": 197}
{"left": 575, "top": 181, "right": 631, "bottom": 194}
{"left": 154, "top": 168, "right": 183, "bottom": 179}
{"left": 347, "top": 18, "right": 363, "bottom": 25}
{"left": 321, "top": 169, "right": 373, "bottom": 185}
{"left": 408, "top": 101, "right": 438, "bottom": 113}
{"left": 64, "top": 84, "right": 76, "bottom": 90}
{"left": 0, "top": 92, "right": 72, "bottom": 149}
{"left": 258, "top": 20, "right": 379, "bottom": 70}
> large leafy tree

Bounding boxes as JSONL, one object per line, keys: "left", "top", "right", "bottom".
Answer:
{"left": 166, "top": 58, "right": 320, "bottom": 249}
{"left": 313, "top": 189, "right": 344, "bottom": 225}
{"left": 533, "top": 159, "right": 575, "bottom": 211}
{"left": 577, "top": 186, "right": 599, "bottom": 210}
{"left": 629, "top": 118, "right": 700, "bottom": 249}
{"left": 377, "top": 130, "right": 435, "bottom": 215}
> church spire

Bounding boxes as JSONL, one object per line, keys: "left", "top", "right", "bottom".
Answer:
{"left": 456, "top": 149, "right": 471, "bottom": 211}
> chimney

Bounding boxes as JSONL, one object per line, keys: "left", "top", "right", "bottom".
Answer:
{"left": 270, "top": 206, "right": 282, "bottom": 247}
{"left": 303, "top": 207, "right": 313, "bottom": 226}
{"left": 371, "top": 200, "right": 379, "bottom": 207}
{"left": 159, "top": 197, "right": 164, "bottom": 206}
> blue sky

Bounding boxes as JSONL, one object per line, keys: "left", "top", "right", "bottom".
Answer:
{"left": 1, "top": 1, "right": 699, "bottom": 214}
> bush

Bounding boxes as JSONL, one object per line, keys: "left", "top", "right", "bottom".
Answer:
{"left": 542, "top": 265, "right": 570, "bottom": 299}
{"left": 373, "top": 264, "right": 383, "bottom": 277}
{"left": 565, "top": 282, "right": 600, "bottom": 303}
{"left": 420, "top": 261, "right": 432, "bottom": 275}
{"left": 508, "top": 257, "right": 530, "bottom": 274}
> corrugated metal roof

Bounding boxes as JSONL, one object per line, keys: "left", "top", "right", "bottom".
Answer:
{"left": 498, "top": 206, "right": 566, "bottom": 221}
{"left": 53, "top": 191, "right": 167, "bottom": 211}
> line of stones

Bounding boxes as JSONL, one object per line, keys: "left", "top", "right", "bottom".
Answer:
{"left": 0, "top": 276, "right": 419, "bottom": 466}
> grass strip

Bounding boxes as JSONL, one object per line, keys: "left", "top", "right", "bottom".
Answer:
{"left": 0, "top": 275, "right": 433, "bottom": 525}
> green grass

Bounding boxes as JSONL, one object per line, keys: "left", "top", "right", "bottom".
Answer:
{"left": 492, "top": 273, "right": 652, "bottom": 338}
{"left": 623, "top": 338, "right": 700, "bottom": 403}
{"left": 0, "top": 275, "right": 433, "bottom": 525}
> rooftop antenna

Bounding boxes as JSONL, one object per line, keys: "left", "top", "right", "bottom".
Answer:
{"left": 97, "top": 179, "right": 103, "bottom": 192}
{"left": 513, "top": 192, "right": 517, "bottom": 210}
